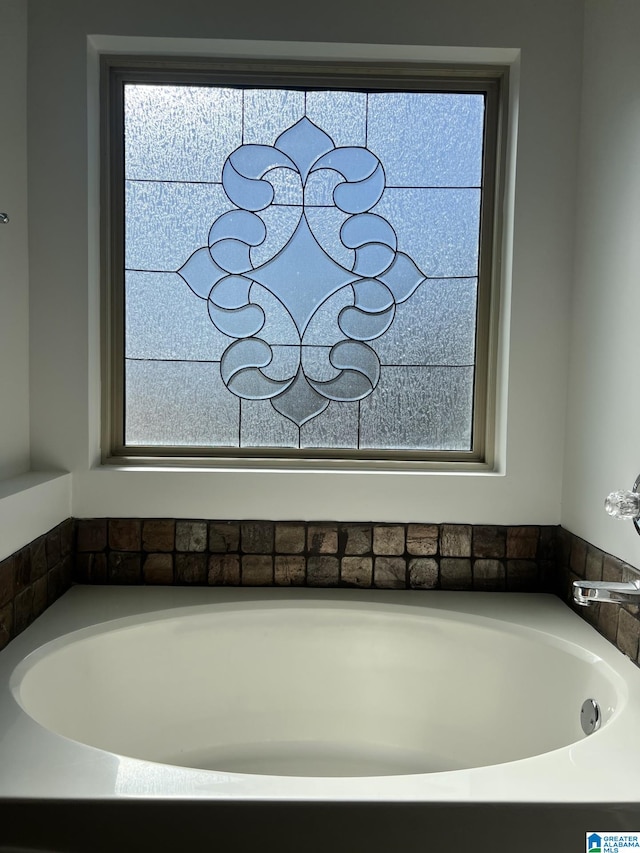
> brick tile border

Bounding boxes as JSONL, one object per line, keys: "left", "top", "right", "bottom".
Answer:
{"left": 72, "top": 519, "right": 556, "bottom": 595}
{"left": 0, "top": 519, "right": 73, "bottom": 651}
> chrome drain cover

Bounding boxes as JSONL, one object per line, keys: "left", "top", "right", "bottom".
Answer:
{"left": 581, "top": 698, "right": 601, "bottom": 735}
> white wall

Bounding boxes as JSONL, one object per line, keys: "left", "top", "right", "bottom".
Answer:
{"left": 0, "top": 0, "right": 30, "bottom": 480}
{"left": 562, "top": 0, "right": 640, "bottom": 570}
{"left": 0, "top": 2, "right": 72, "bottom": 561}
{"left": 21, "top": 0, "right": 584, "bottom": 524}
{"left": 5, "top": 0, "right": 640, "bottom": 572}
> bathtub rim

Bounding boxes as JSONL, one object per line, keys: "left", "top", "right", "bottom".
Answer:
{"left": 9, "top": 594, "right": 622, "bottom": 690}
{"left": 0, "top": 585, "right": 639, "bottom": 803}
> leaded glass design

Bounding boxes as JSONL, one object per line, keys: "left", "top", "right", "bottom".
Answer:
{"left": 122, "top": 81, "right": 487, "bottom": 454}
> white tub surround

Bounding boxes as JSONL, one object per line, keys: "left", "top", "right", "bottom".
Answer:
{"left": 0, "top": 586, "right": 638, "bottom": 804}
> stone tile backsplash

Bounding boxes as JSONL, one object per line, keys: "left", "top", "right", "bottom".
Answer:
{"left": 0, "top": 519, "right": 73, "bottom": 651}
{"left": 2, "top": 517, "right": 640, "bottom": 669}
{"left": 73, "top": 519, "right": 557, "bottom": 593}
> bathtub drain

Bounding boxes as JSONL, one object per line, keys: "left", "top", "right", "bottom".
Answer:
{"left": 580, "top": 698, "right": 601, "bottom": 735}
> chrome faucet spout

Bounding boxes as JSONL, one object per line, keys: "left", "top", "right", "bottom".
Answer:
{"left": 572, "top": 579, "right": 640, "bottom": 607}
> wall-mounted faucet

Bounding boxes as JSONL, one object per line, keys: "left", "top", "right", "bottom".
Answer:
{"left": 573, "top": 579, "right": 640, "bottom": 607}
{"left": 572, "top": 474, "right": 640, "bottom": 606}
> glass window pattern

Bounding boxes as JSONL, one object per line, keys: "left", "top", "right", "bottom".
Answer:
{"left": 118, "top": 72, "right": 495, "bottom": 458}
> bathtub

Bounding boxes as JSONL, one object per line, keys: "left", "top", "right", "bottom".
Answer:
{"left": 1, "top": 586, "right": 640, "bottom": 851}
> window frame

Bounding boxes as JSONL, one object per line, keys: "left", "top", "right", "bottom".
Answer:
{"left": 101, "top": 55, "right": 507, "bottom": 470}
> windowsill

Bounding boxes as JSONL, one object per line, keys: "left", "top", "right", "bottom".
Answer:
{"left": 100, "top": 456, "right": 499, "bottom": 474}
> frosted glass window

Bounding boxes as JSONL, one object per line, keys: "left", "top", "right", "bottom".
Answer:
{"left": 126, "top": 182, "right": 230, "bottom": 271}
{"left": 370, "top": 278, "right": 478, "bottom": 366}
{"left": 367, "top": 93, "right": 485, "bottom": 188}
{"left": 110, "top": 64, "right": 501, "bottom": 461}
{"left": 125, "top": 85, "right": 242, "bottom": 182}
{"left": 126, "top": 361, "right": 239, "bottom": 446}
{"left": 372, "top": 189, "right": 481, "bottom": 278}
{"left": 359, "top": 367, "right": 474, "bottom": 451}
{"left": 125, "top": 271, "right": 231, "bottom": 361}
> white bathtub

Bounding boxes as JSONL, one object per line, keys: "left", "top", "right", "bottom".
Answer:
{"left": 1, "top": 586, "right": 640, "bottom": 851}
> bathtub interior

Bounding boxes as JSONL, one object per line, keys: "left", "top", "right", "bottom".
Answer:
{"left": 10, "top": 600, "right": 623, "bottom": 778}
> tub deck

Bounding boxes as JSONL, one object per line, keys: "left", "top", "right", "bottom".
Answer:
{"left": 1, "top": 586, "right": 639, "bottom": 851}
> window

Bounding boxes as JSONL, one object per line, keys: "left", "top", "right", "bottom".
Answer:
{"left": 102, "top": 58, "right": 505, "bottom": 467}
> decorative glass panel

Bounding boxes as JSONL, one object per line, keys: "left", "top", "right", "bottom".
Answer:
{"left": 371, "top": 189, "right": 481, "bottom": 277}
{"left": 240, "top": 399, "right": 299, "bottom": 448}
{"left": 125, "top": 182, "right": 230, "bottom": 271}
{"left": 125, "top": 85, "right": 242, "bottom": 182}
{"left": 366, "top": 92, "right": 485, "bottom": 187}
{"left": 126, "top": 361, "right": 239, "bottom": 446}
{"left": 125, "top": 271, "right": 231, "bottom": 361}
{"left": 370, "top": 278, "right": 478, "bottom": 366}
{"left": 120, "top": 78, "right": 491, "bottom": 455}
{"left": 359, "top": 367, "right": 474, "bottom": 451}
{"left": 301, "top": 400, "right": 360, "bottom": 449}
